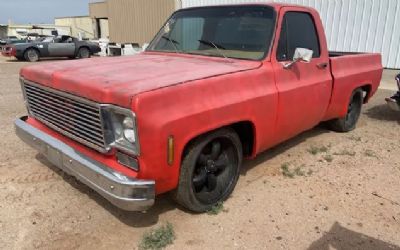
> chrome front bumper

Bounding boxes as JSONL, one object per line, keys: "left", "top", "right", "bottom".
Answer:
{"left": 15, "top": 116, "right": 155, "bottom": 211}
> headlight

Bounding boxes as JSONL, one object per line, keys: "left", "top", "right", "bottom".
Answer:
{"left": 102, "top": 105, "right": 140, "bottom": 156}
{"left": 122, "top": 117, "right": 136, "bottom": 143}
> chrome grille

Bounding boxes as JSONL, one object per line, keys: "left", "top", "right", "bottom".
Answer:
{"left": 23, "top": 81, "right": 108, "bottom": 153}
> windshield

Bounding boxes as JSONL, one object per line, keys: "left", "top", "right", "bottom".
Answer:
{"left": 147, "top": 5, "right": 276, "bottom": 60}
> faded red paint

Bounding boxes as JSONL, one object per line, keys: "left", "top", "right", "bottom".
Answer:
{"left": 20, "top": 53, "right": 262, "bottom": 108}
{"left": 20, "top": 4, "right": 382, "bottom": 194}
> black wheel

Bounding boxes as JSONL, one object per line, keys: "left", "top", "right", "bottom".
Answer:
{"left": 77, "top": 47, "right": 90, "bottom": 59}
{"left": 328, "top": 88, "right": 363, "bottom": 132}
{"left": 24, "top": 48, "right": 39, "bottom": 62}
{"left": 174, "top": 128, "right": 242, "bottom": 212}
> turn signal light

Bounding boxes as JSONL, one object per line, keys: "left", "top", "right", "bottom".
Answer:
{"left": 167, "top": 136, "right": 174, "bottom": 166}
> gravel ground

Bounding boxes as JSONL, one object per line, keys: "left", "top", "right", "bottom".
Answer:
{"left": 0, "top": 56, "right": 399, "bottom": 250}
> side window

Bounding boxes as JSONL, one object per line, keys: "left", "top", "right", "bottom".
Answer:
{"left": 277, "top": 11, "right": 320, "bottom": 61}
{"left": 277, "top": 17, "right": 288, "bottom": 61}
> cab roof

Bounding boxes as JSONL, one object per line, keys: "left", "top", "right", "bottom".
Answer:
{"left": 181, "top": 2, "right": 311, "bottom": 12}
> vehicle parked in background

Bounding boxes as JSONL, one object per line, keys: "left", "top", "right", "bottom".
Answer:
{"left": 0, "top": 36, "right": 27, "bottom": 46}
{"left": 385, "top": 73, "right": 400, "bottom": 111}
{"left": 15, "top": 4, "right": 382, "bottom": 213}
{"left": 25, "top": 33, "right": 53, "bottom": 42}
{"left": 1, "top": 35, "right": 101, "bottom": 62}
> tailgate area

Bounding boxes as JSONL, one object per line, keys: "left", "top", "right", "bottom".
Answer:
{"left": 323, "top": 52, "right": 383, "bottom": 120}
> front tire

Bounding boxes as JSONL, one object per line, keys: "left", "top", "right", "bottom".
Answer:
{"left": 24, "top": 48, "right": 39, "bottom": 62}
{"left": 174, "top": 128, "right": 242, "bottom": 213}
{"left": 328, "top": 88, "right": 363, "bottom": 132}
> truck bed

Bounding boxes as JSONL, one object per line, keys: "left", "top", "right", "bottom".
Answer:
{"left": 329, "top": 51, "right": 365, "bottom": 57}
{"left": 324, "top": 52, "right": 383, "bottom": 120}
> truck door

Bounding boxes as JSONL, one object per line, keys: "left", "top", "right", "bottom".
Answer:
{"left": 271, "top": 8, "right": 332, "bottom": 142}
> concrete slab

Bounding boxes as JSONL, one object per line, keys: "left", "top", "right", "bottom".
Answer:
{"left": 380, "top": 69, "right": 399, "bottom": 91}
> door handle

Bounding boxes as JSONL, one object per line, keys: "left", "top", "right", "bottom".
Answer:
{"left": 317, "top": 62, "right": 328, "bottom": 69}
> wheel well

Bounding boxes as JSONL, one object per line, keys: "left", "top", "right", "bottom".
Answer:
{"left": 181, "top": 121, "right": 255, "bottom": 161}
{"left": 24, "top": 47, "right": 40, "bottom": 56}
{"left": 79, "top": 46, "right": 91, "bottom": 53}
{"left": 230, "top": 121, "right": 254, "bottom": 157}
{"left": 360, "top": 84, "right": 372, "bottom": 103}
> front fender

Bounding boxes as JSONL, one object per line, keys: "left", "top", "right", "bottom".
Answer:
{"left": 132, "top": 64, "right": 278, "bottom": 194}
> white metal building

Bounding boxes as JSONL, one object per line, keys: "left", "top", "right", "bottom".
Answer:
{"left": 55, "top": 16, "right": 95, "bottom": 40}
{"left": 6, "top": 24, "right": 71, "bottom": 38}
{"left": 179, "top": 0, "right": 400, "bottom": 69}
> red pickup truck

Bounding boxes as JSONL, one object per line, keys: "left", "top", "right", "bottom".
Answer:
{"left": 15, "top": 4, "right": 382, "bottom": 212}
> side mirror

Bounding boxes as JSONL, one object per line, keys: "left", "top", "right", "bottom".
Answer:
{"left": 283, "top": 48, "right": 314, "bottom": 69}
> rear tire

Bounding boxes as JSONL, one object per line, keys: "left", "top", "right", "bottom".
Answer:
{"left": 77, "top": 47, "right": 90, "bottom": 59}
{"left": 24, "top": 48, "right": 39, "bottom": 62}
{"left": 174, "top": 128, "right": 242, "bottom": 213}
{"left": 327, "top": 88, "right": 363, "bottom": 132}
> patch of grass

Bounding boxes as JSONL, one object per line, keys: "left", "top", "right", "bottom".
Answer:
{"left": 207, "top": 202, "right": 225, "bottom": 215}
{"left": 364, "top": 149, "right": 378, "bottom": 158}
{"left": 348, "top": 135, "right": 362, "bottom": 142}
{"left": 281, "top": 163, "right": 310, "bottom": 178}
{"left": 139, "top": 223, "right": 175, "bottom": 250}
{"left": 307, "top": 145, "right": 329, "bottom": 155}
{"left": 334, "top": 149, "right": 356, "bottom": 157}
{"left": 323, "top": 155, "right": 334, "bottom": 163}
{"left": 281, "top": 163, "right": 295, "bottom": 178}
{"left": 294, "top": 166, "right": 306, "bottom": 176}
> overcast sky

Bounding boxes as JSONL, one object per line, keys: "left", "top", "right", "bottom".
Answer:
{"left": 0, "top": 0, "right": 96, "bottom": 24}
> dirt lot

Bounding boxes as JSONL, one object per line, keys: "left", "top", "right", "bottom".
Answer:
{"left": 0, "top": 56, "right": 399, "bottom": 250}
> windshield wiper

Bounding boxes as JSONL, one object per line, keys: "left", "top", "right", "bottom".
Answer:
{"left": 198, "top": 39, "right": 231, "bottom": 61}
{"left": 198, "top": 39, "right": 226, "bottom": 50}
{"left": 161, "top": 35, "right": 180, "bottom": 54}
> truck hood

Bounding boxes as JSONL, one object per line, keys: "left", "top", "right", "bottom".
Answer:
{"left": 20, "top": 52, "right": 262, "bottom": 107}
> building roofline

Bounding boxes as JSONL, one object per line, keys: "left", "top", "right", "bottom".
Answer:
{"left": 7, "top": 24, "right": 71, "bottom": 28}
{"left": 89, "top": 1, "right": 106, "bottom": 5}
{"left": 55, "top": 15, "right": 90, "bottom": 19}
